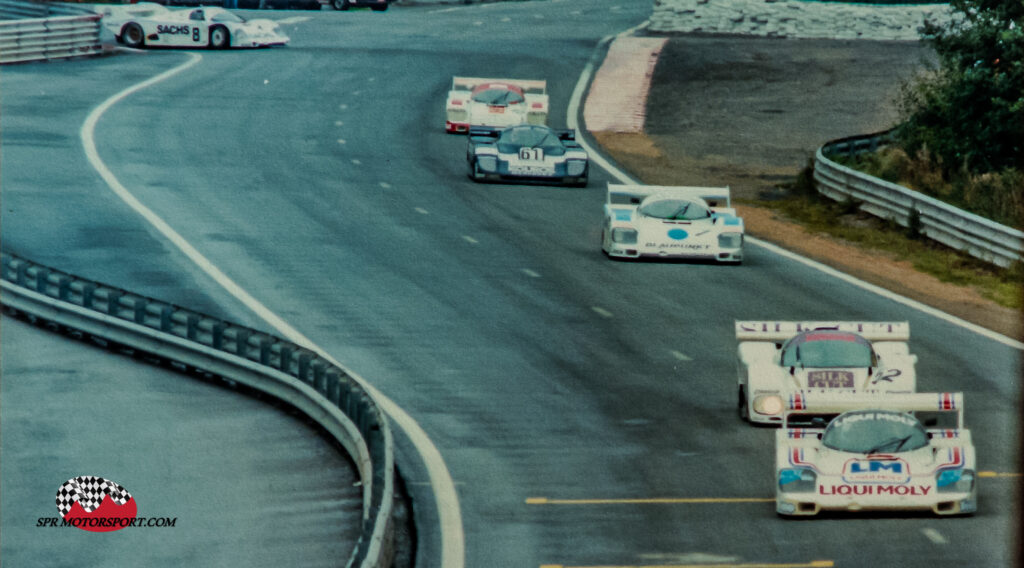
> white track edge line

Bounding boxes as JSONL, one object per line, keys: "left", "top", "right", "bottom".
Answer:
{"left": 80, "top": 52, "right": 465, "bottom": 567}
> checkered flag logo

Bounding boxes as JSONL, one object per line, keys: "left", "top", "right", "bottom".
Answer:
{"left": 56, "top": 476, "right": 133, "bottom": 517}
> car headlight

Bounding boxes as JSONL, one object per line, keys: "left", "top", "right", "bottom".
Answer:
{"left": 753, "top": 394, "right": 783, "bottom": 416}
{"left": 778, "top": 468, "right": 816, "bottom": 493}
{"left": 718, "top": 232, "right": 743, "bottom": 249}
{"left": 936, "top": 469, "right": 974, "bottom": 493}
{"left": 477, "top": 156, "right": 497, "bottom": 172}
{"left": 611, "top": 228, "right": 638, "bottom": 244}
{"left": 566, "top": 159, "right": 587, "bottom": 177}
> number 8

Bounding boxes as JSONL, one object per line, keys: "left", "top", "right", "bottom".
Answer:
{"left": 192, "top": 27, "right": 200, "bottom": 42}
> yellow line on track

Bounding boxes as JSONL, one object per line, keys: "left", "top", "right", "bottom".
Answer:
{"left": 526, "top": 497, "right": 775, "bottom": 505}
{"left": 978, "top": 471, "right": 1022, "bottom": 478}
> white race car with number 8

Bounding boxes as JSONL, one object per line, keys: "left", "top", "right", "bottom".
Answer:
{"left": 100, "top": 3, "right": 288, "bottom": 49}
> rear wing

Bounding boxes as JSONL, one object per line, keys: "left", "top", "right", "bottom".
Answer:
{"left": 451, "top": 77, "right": 547, "bottom": 94}
{"left": 468, "top": 126, "right": 572, "bottom": 141}
{"left": 736, "top": 321, "right": 910, "bottom": 342}
{"left": 607, "top": 183, "right": 731, "bottom": 207}
{"left": 468, "top": 126, "right": 501, "bottom": 139}
{"left": 783, "top": 392, "right": 964, "bottom": 429}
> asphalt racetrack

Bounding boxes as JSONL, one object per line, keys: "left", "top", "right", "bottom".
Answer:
{"left": 1, "top": 1, "right": 1020, "bottom": 566}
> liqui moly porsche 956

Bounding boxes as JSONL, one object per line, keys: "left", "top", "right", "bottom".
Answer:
{"left": 776, "top": 392, "right": 976, "bottom": 516}
{"left": 601, "top": 184, "right": 743, "bottom": 262}
{"left": 100, "top": 3, "right": 288, "bottom": 49}
{"left": 445, "top": 77, "right": 548, "bottom": 134}
{"left": 736, "top": 321, "right": 917, "bottom": 425}
{"left": 466, "top": 125, "right": 588, "bottom": 187}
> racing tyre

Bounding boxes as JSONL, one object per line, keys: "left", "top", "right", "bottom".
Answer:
{"left": 738, "top": 385, "right": 749, "bottom": 421}
{"left": 470, "top": 160, "right": 486, "bottom": 182}
{"left": 332, "top": 0, "right": 350, "bottom": 9}
{"left": 121, "top": 23, "right": 144, "bottom": 48}
{"left": 371, "top": 4, "right": 387, "bottom": 10}
{"left": 209, "top": 26, "right": 229, "bottom": 49}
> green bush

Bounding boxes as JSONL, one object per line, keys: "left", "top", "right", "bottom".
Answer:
{"left": 837, "top": 147, "right": 1024, "bottom": 229}
{"left": 897, "top": 0, "right": 1024, "bottom": 174}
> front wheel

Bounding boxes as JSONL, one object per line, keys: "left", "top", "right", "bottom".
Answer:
{"left": 209, "top": 26, "right": 229, "bottom": 49}
{"left": 738, "top": 385, "right": 749, "bottom": 421}
{"left": 121, "top": 23, "right": 144, "bottom": 48}
{"left": 370, "top": 4, "right": 387, "bottom": 10}
{"left": 331, "top": 0, "right": 349, "bottom": 9}
{"left": 469, "top": 160, "right": 486, "bottom": 182}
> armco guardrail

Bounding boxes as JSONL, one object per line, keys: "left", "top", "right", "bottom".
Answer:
{"left": 0, "top": 251, "right": 395, "bottom": 568}
{"left": 814, "top": 131, "right": 1024, "bottom": 268}
{"left": 0, "top": 0, "right": 103, "bottom": 64}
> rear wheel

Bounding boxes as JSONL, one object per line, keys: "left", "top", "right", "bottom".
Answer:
{"left": 209, "top": 26, "right": 229, "bottom": 49}
{"left": 332, "top": 0, "right": 349, "bottom": 9}
{"left": 738, "top": 385, "right": 749, "bottom": 421}
{"left": 371, "top": 3, "right": 387, "bottom": 10}
{"left": 121, "top": 23, "right": 144, "bottom": 48}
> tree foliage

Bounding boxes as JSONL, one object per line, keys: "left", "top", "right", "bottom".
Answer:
{"left": 897, "top": 0, "right": 1024, "bottom": 174}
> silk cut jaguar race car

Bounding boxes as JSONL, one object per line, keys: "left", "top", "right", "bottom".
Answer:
{"left": 776, "top": 392, "right": 976, "bottom": 516}
{"left": 601, "top": 184, "right": 743, "bottom": 262}
{"left": 466, "top": 125, "right": 588, "bottom": 186}
{"left": 99, "top": 3, "right": 288, "bottom": 49}
{"left": 736, "top": 321, "right": 918, "bottom": 425}
{"left": 445, "top": 77, "right": 548, "bottom": 133}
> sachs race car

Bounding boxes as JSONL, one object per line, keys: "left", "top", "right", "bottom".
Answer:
{"left": 445, "top": 77, "right": 548, "bottom": 134}
{"left": 100, "top": 3, "right": 289, "bottom": 49}
{"left": 466, "top": 125, "right": 588, "bottom": 187}
{"left": 776, "top": 392, "right": 976, "bottom": 516}
{"left": 601, "top": 184, "right": 743, "bottom": 262}
{"left": 736, "top": 321, "right": 918, "bottom": 425}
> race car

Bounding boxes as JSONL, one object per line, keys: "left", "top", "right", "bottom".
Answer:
{"left": 100, "top": 3, "right": 289, "bottom": 49}
{"left": 466, "top": 125, "right": 588, "bottom": 187}
{"left": 776, "top": 392, "right": 976, "bottom": 516}
{"left": 445, "top": 77, "right": 548, "bottom": 134}
{"left": 736, "top": 321, "right": 918, "bottom": 425}
{"left": 601, "top": 184, "right": 743, "bottom": 262}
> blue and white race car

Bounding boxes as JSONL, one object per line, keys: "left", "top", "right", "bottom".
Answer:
{"left": 776, "top": 392, "right": 976, "bottom": 517}
{"left": 601, "top": 184, "right": 743, "bottom": 262}
{"left": 466, "top": 125, "right": 588, "bottom": 187}
{"left": 100, "top": 3, "right": 288, "bottom": 49}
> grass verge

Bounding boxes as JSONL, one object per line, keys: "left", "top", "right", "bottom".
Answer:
{"left": 759, "top": 162, "right": 1023, "bottom": 309}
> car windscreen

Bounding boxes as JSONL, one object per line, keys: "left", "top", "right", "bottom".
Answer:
{"left": 472, "top": 88, "right": 524, "bottom": 106}
{"left": 496, "top": 127, "right": 564, "bottom": 155}
{"left": 211, "top": 11, "right": 245, "bottom": 23}
{"left": 780, "top": 332, "right": 874, "bottom": 368}
{"left": 638, "top": 199, "right": 709, "bottom": 220}
{"left": 821, "top": 411, "right": 928, "bottom": 453}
